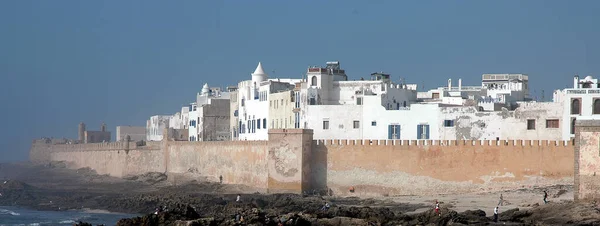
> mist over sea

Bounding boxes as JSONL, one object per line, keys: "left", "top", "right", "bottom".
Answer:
{"left": 0, "top": 206, "right": 136, "bottom": 226}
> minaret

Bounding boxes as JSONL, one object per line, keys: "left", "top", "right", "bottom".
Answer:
{"left": 78, "top": 122, "right": 86, "bottom": 142}
{"left": 101, "top": 122, "right": 106, "bottom": 132}
{"left": 251, "top": 62, "right": 268, "bottom": 84}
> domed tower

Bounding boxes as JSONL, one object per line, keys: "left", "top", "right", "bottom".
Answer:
{"left": 251, "top": 62, "right": 268, "bottom": 84}
{"left": 201, "top": 83, "right": 210, "bottom": 96}
{"left": 101, "top": 122, "right": 106, "bottom": 132}
{"left": 78, "top": 122, "right": 86, "bottom": 142}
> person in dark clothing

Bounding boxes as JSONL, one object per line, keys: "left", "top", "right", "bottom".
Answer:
{"left": 543, "top": 191, "right": 548, "bottom": 204}
{"left": 493, "top": 206, "right": 499, "bottom": 222}
{"left": 219, "top": 175, "right": 223, "bottom": 184}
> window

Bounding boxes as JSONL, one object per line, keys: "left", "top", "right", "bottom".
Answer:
{"left": 527, "top": 119, "right": 536, "bottom": 130}
{"left": 443, "top": 120, "right": 454, "bottom": 127}
{"left": 371, "top": 121, "right": 377, "bottom": 126}
{"left": 263, "top": 119, "right": 267, "bottom": 129}
{"left": 571, "top": 118, "right": 576, "bottom": 135}
{"left": 353, "top": 120, "right": 360, "bottom": 129}
{"left": 546, "top": 119, "right": 559, "bottom": 128}
{"left": 295, "top": 112, "right": 300, "bottom": 128}
{"left": 356, "top": 97, "right": 363, "bottom": 105}
{"left": 388, "top": 125, "right": 401, "bottom": 139}
{"left": 571, "top": 98, "right": 581, "bottom": 115}
{"left": 233, "top": 110, "right": 238, "bottom": 117}
{"left": 309, "top": 98, "right": 316, "bottom": 105}
{"left": 417, "top": 124, "right": 430, "bottom": 139}
{"left": 271, "top": 120, "right": 274, "bottom": 129}
{"left": 323, "top": 120, "right": 329, "bottom": 130}
{"left": 594, "top": 99, "right": 600, "bottom": 114}
{"left": 241, "top": 98, "right": 245, "bottom": 107}
{"left": 311, "top": 76, "right": 317, "bottom": 86}
{"left": 257, "top": 119, "right": 261, "bottom": 129}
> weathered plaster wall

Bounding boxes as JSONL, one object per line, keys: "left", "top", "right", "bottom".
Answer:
{"left": 165, "top": 140, "right": 269, "bottom": 189}
{"left": 440, "top": 102, "right": 563, "bottom": 141}
{"left": 267, "top": 129, "right": 313, "bottom": 193}
{"left": 574, "top": 120, "right": 600, "bottom": 201}
{"left": 314, "top": 139, "right": 573, "bottom": 196}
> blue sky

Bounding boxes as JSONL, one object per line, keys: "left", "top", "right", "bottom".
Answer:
{"left": 1, "top": 0, "right": 599, "bottom": 162}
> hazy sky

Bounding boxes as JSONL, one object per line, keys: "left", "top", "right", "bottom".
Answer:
{"left": 1, "top": 0, "right": 599, "bottom": 162}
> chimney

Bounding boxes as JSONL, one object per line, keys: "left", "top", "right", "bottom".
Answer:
{"left": 458, "top": 79, "right": 462, "bottom": 91}
{"left": 574, "top": 75, "right": 579, "bottom": 89}
{"left": 448, "top": 79, "right": 452, "bottom": 90}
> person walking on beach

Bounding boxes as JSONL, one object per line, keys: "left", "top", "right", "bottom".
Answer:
{"left": 543, "top": 191, "right": 548, "bottom": 204}
{"left": 219, "top": 175, "right": 223, "bottom": 184}
{"left": 493, "top": 206, "right": 499, "bottom": 222}
{"left": 498, "top": 193, "right": 504, "bottom": 206}
{"left": 435, "top": 201, "right": 440, "bottom": 216}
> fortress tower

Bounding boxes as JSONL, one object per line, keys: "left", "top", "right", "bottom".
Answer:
{"left": 78, "top": 122, "right": 86, "bottom": 142}
{"left": 101, "top": 122, "right": 106, "bottom": 132}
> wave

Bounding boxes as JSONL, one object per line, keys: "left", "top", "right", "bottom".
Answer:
{"left": 58, "top": 220, "right": 75, "bottom": 224}
{"left": 0, "top": 208, "right": 20, "bottom": 216}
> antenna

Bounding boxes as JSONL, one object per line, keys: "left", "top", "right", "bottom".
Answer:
{"left": 541, "top": 90, "right": 545, "bottom": 101}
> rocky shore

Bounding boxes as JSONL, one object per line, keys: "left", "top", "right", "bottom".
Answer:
{"left": 2, "top": 162, "right": 600, "bottom": 226}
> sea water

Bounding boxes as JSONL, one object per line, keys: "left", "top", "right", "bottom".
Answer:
{"left": 0, "top": 206, "right": 137, "bottom": 226}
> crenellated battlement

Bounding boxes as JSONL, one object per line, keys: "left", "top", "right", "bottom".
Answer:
{"left": 314, "top": 139, "right": 575, "bottom": 147}
{"left": 31, "top": 141, "right": 138, "bottom": 152}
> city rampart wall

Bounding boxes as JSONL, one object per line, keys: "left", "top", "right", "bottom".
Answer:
{"left": 30, "top": 133, "right": 575, "bottom": 196}
{"left": 312, "top": 139, "right": 574, "bottom": 196}
{"left": 29, "top": 142, "right": 164, "bottom": 178}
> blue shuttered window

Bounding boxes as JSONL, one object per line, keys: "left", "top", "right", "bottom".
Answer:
{"left": 417, "top": 124, "right": 430, "bottom": 139}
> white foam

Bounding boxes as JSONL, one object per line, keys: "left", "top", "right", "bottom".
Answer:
{"left": 58, "top": 220, "right": 75, "bottom": 224}
{"left": 0, "top": 208, "right": 21, "bottom": 216}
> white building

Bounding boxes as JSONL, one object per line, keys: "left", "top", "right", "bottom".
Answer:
{"left": 419, "top": 74, "right": 530, "bottom": 112}
{"left": 169, "top": 106, "right": 190, "bottom": 130}
{"left": 294, "top": 62, "right": 562, "bottom": 141}
{"left": 235, "top": 62, "right": 301, "bottom": 140}
{"left": 554, "top": 75, "right": 600, "bottom": 140}
{"left": 146, "top": 115, "right": 171, "bottom": 141}
{"left": 188, "top": 83, "right": 231, "bottom": 141}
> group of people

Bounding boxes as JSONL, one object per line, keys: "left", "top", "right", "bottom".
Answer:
{"left": 434, "top": 190, "right": 550, "bottom": 223}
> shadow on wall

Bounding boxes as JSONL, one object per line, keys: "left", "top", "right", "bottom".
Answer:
{"left": 310, "top": 140, "right": 328, "bottom": 194}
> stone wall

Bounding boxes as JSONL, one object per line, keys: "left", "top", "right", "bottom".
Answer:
{"left": 30, "top": 142, "right": 164, "bottom": 178}
{"left": 312, "top": 139, "right": 574, "bottom": 196}
{"left": 165, "top": 140, "right": 269, "bottom": 189}
{"left": 574, "top": 120, "right": 600, "bottom": 201}
{"left": 30, "top": 130, "right": 575, "bottom": 196}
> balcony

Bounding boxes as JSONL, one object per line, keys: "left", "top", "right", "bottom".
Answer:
{"left": 565, "top": 88, "right": 600, "bottom": 94}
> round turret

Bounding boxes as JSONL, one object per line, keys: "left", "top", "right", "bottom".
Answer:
{"left": 251, "top": 62, "right": 268, "bottom": 84}
{"left": 78, "top": 122, "right": 86, "bottom": 142}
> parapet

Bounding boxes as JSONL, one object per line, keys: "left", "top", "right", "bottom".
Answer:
{"left": 314, "top": 139, "right": 574, "bottom": 147}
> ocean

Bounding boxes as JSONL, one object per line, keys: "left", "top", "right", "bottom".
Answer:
{"left": 0, "top": 206, "right": 137, "bottom": 226}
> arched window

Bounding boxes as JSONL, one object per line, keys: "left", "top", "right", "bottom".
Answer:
{"left": 311, "top": 76, "right": 317, "bottom": 86}
{"left": 571, "top": 118, "right": 576, "bottom": 135}
{"left": 594, "top": 99, "right": 600, "bottom": 114}
{"left": 571, "top": 99, "right": 581, "bottom": 115}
